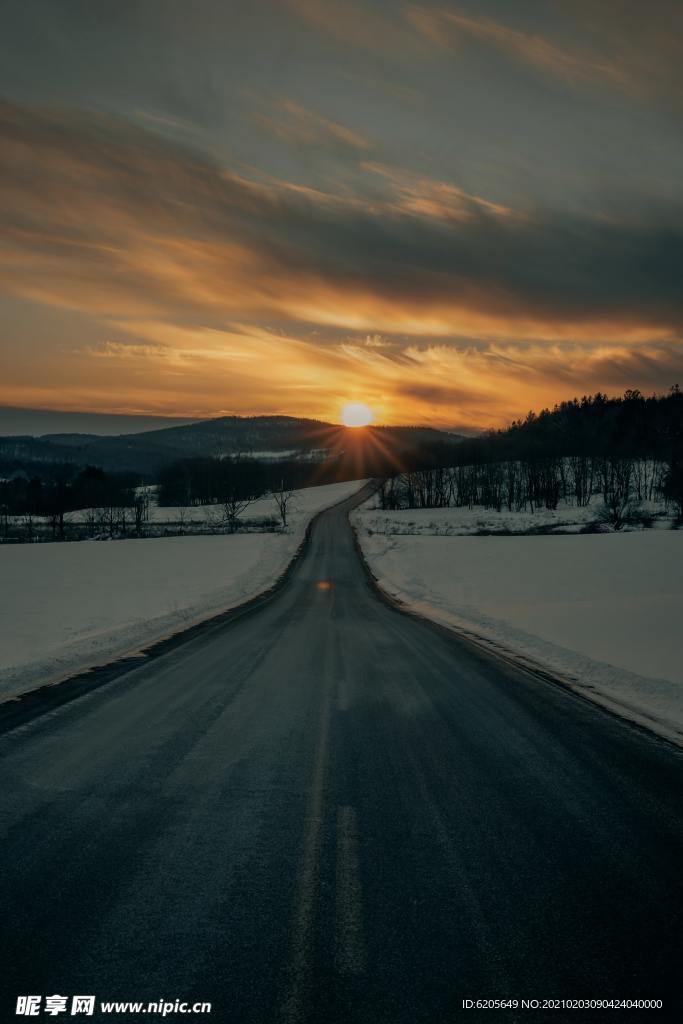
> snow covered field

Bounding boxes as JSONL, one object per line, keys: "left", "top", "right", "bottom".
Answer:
{"left": 0, "top": 480, "right": 363, "bottom": 700}
{"left": 353, "top": 506, "right": 683, "bottom": 745}
{"left": 356, "top": 497, "right": 671, "bottom": 537}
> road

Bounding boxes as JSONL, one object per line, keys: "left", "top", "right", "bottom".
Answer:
{"left": 1, "top": 485, "right": 681, "bottom": 1022}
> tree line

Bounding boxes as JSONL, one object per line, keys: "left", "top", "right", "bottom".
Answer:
{"left": 157, "top": 455, "right": 298, "bottom": 507}
{"left": 158, "top": 455, "right": 305, "bottom": 533}
{"left": 379, "top": 388, "right": 683, "bottom": 525}
{"left": 0, "top": 466, "right": 149, "bottom": 541}
{"left": 0, "top": 457, "right": 304, "bottom": 541}
{"left": 454, "top": 387, "right": 682, "bottom": 465}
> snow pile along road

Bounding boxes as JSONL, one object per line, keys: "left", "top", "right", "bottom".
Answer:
{"left": 353, "top": 511, "right": 683, "bottom": 745}
{"left": 0, "top": 480, "right": 364, "bottom": 700}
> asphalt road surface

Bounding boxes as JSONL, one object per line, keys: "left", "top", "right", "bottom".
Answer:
{"left": 1, "top": 485, "right": 681, "bottom": 1022}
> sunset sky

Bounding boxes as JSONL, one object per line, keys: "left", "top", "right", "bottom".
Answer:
{"left": 2, "top": 1, "right": 683, "bottom": 431}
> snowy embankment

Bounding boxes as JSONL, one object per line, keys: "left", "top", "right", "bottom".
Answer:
{"left": 353, "top": 505, "right": 683, "bottom": 745}
{"left": 0, "top": 480, "right": 363, "bottom": 700}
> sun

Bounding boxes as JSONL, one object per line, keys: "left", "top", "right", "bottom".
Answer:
{"left": 341, "top": 402, "right": 373, "bottom": 428}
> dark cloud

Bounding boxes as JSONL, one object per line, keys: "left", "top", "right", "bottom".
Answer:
{"left": 581, "top": 342, "right": 683, "bottom": 391}
{"left": 251, "top": 99, "right": 372, "bottom": 155}
{"left": 412, "top": 2, "right": 683, "bottom": 111}
{"left": 557, "top": 0, "right": 683, "bottom": 110}
{"left": 395, "top": 381, "right": 491, "bottom": 406}
{"left": 1, "top": 4, "right": 681, "bottom": 426}
{"left": 2, "top": 99, "right": 682, "bottom": 339}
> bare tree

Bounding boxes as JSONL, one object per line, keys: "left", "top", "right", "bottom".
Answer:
{"left": 663, "top": 458, "right": 683, "bottom": 522}
{"left": 272, "top": 481, "right": 295, "bottom": 530}
{"left": 222, "top": 495, "right": 252, "bottom": 533}
{"left": 133, "top": 492, "right": 150, "bottom": 537}
{"left": 23, "top": 512, "right": 34, "bottom": 542}
{"left": 83, "top": 505, "right": 98, "bottom": 538}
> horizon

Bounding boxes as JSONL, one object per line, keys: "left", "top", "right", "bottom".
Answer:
{"left": 0, "top": 402, "right": 481, "bottom": 438}
{"left": 2, "top": 2, "right": 682, "bottom": 427}
{"left": 1, "top": 383, "right": 677, "bottom": 439}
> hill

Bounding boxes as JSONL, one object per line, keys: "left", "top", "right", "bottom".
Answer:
{"left": 0, "top": 415, "right": 464, "bottom": 479}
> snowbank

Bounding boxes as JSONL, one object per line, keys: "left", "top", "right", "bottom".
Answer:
{"left": 356, "top": 497, "right": 670, "bottom": 537}
{"left": 353, "top": 512, "right": 683, "bottom": 745}
{"left": 0, "top": 480, "right": 364, "bottom": 699}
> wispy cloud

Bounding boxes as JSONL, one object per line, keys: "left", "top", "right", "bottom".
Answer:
{"left": 559, "top": 0, "right": 683, "bottom": 108}
{"left": 1, "top": 98, "right": 682, "bottom": 427}
{"left": 408, "top": 5, "right": 625, "bottom": 88}
{"left": 251, "top": 98, "right": 372, "bottom": 153}
{"left": 363, "top": 162, "right": 516, "bottom": 221}
{"left": 409, "top": 2, "right": 683, "bottom": 108}
{"left": 285, "top": 0, "right": 425, "bottom": 57}
{"left": 64, "top": 326, "right": 683, "bottom": 429}
{"left": 3, "top": 99, "right": 682, "bottom": 341}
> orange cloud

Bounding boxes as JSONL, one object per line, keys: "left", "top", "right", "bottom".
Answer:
{"left": 408, "top": 6, "right": 623, "bottom": 87}
{"left": 408, "top": 3, "right": 683, "bottom": 108}
{"left": 1, "top": 99, "right": 682, "bottom": 429}
{"left": 362, "top": 162, "right": 516, "bottom": 222}
{"left": 2, "top": 99, "right": 682, "bottom": 338}
{"left": 3, "top": 311, "right": 678, "bottom": 432}
{"left": 252, "top": 99, "right": 372, "bottom": 153}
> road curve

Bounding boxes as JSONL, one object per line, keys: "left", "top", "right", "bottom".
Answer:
{"left": 1, "top": 486, "right": 681, "bottom": 1022}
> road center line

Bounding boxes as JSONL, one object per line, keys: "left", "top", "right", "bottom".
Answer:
{"left": 335, "top": 805, "right": 366, "bottom": 977}
{"left": 280, "top": 686, "right": 332, "bottom": 1023}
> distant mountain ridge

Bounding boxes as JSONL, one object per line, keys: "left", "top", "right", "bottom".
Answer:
{"left": 0, "top": 405, "right": 196, "bottom": 437}
{"left": 0, "top": 414, "right": 465, "bottom": 477}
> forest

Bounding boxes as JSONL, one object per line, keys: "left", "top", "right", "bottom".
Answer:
{"left": 380, "top": 388, "right": 683, "bottom": 525}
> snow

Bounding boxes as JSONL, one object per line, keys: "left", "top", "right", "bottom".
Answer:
{"left": 65, "top": 484, "right": 342, "bottom": 529}
{"left": 356, "top": 497, "right": 671, "bottom": 537}
{"left": 0, "top": 480, "right": 364, "bottom": 700}
{"left": 353, "top": 508, "right": 683, "bottom": 745}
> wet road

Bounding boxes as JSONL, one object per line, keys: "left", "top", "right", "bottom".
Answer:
{"left": 1, "top": 485, "right": 681, "bottom": 1022}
